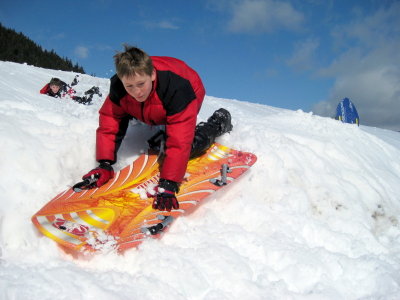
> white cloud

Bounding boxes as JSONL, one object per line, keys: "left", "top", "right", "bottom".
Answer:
{"left": 286, "top": 38, "right": 319, "bottom": 71}
{"left": 158, "top": 21, "right": 179, "bottom": 30}
{"left": 74, "top": 46, "right": 89, "bottom": 59}
{"left": 227, "top": 0, "right": 304, "bottom": 33}
{"left": 312, "top": 2, "right": 400, "bottom": 131}
{"left": 51, "top": 33, "right": 66, "bottom": 40}
{"left": 142, "top": 20, "right": 179, "bottom": 30}
{"left": 314, "top": 64, "right": 400, "bottom": 129}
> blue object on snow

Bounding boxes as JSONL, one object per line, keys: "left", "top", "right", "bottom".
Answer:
{"left": 335, "top": 98, "right": 359, "bottom": 126}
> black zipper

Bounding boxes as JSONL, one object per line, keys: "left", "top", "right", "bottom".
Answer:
{"left": 141, "top": 102, "right": 145, "bottom": 122}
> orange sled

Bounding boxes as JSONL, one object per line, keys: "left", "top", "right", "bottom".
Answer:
{"left": 32, "top": 143, "right": 257, "bottom": 254}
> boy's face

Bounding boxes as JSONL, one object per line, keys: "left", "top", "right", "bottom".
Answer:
{"left": 120, "top": 70, "right": 156, "bottom": 102}
{"left": 50, "top": 84, "right": 60, "bottom": 93}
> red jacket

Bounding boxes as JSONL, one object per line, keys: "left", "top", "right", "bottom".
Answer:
{"left": 96, "top": 56, "right": 205, "bottom": 183}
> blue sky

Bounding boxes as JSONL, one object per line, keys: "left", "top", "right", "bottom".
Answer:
{"left": 1, "top": 0, "right": 399, "bottom": 130}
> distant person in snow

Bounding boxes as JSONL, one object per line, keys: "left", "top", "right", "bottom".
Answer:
{"left": 39, "top": 76, "right": 102, "bottom": 105}
{"left": 81, "top": 45, "right": 233, "bottom": 211}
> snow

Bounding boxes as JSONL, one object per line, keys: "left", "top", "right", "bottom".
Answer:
{"left": 1, "top": 60, "right": 400, "bottom": 299}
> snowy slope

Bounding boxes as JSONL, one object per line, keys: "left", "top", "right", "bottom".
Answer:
{"left": 1, "top": 61, "right": 400, "bottom": 299}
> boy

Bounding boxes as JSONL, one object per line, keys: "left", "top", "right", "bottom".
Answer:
{"left": 40, "top": 77, "right": 101, "bottom": 105}
{"left": 82, "top": 45, "right": 232, "bottom": 211}
{"left": 40, "top": 77, "right": 69, "bottom": 98}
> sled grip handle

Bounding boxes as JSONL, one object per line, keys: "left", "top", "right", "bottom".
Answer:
{"left": 210, "top": 164, "right": 231, "bottom": 186}
{"left": 72, "top": 174, "right": 99, "bottom": 193}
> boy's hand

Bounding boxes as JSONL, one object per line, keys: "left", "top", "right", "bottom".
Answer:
{"left": 151, "top": 179, "right": 179, "bottom": 211}
{"left": 152, "top": 190, "right": 179, "bottom": 211}
{"left": 82, "top": 161, "right": 114, "bottom": 187}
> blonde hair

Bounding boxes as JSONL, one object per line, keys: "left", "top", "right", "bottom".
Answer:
{"left": 114, "top": 45, "right": 153, "bottom": 78}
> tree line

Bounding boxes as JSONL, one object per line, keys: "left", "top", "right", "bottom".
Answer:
{"left": 0, "top": 23, "right": 85, "bottom": 73}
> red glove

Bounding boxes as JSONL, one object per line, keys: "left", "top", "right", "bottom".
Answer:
{"left": 82, "top": 161, "right": 114, "bottom": 187}
{"left": 67, "top": 88, "right": 76, "bottom": 96}
{"left": 152, "top": 179, "right": 179, "bottom": 212}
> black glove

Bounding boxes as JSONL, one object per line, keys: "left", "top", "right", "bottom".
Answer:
{"left": 152, "top": 179, "right": 179, "bottom": 212}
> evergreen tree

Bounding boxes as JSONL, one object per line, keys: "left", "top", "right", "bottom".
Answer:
{"left": 0, "top": 23, "right": 85, "bottom": 73}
